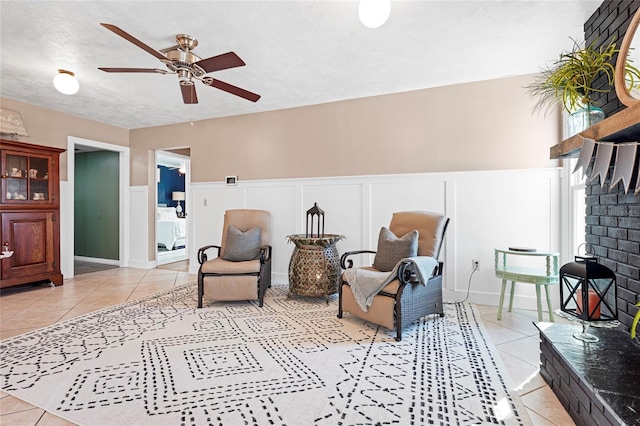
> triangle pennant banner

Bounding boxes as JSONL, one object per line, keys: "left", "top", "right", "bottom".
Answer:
{"left": 572, "top": 134, "right": 640, "bottom": 194}
{"left": 574, "top": 138, "right": 596, "bottom": 178}
{"left": 610, "top": 145, "right": 638, "bottom": 193}
{"left": 590, "top": 143, "right": 614, "bottom": 188}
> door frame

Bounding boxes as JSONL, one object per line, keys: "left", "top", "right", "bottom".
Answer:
{"left": 65, "top": 136, "right": 130, "bottom": 278}
{"left": 155, "top": 149, "right": 190, "bottom": 265}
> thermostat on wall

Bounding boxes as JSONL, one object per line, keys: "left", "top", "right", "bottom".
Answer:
{"left": 225, "top": 176, "right": 238, "bottom": 186}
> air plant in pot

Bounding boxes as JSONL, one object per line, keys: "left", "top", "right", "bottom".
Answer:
{"left": 526, "top": 38, "right": 640, "bottom": 135}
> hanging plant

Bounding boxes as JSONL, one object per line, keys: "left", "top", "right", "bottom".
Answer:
{"left": 526, "top": 38, "right": 640, "bottom": 114}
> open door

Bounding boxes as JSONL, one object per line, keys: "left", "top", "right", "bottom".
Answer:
{"left": 156, "top": 150, "right": 190, "bottom": 266}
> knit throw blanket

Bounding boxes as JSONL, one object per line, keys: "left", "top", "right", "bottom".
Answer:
{"left": 343, "top": 256, "right": 438, "bottom": 311}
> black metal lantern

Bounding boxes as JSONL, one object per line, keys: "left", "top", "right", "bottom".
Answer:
{"left": 560, "top": 255, "right": 618, "bottom": 323}
{"left": 305, "top": 202, "right": 324, "bottom": 238}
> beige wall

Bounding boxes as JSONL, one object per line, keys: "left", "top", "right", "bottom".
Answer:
{"left": 3, "top": 73, "right": 561, "bottom": 185}
{"left": 130, "top": 74, "right": 561, "bottom": 186}
{"left": 2, "top": 74, "right": 561, "bottom": 264}
{"left": 0, "top": 98, "right": 129, "bottom": 180}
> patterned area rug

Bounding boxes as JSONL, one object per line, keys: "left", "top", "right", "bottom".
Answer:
{"left": 1, "top": 283, "right": 531, "bottom": 426}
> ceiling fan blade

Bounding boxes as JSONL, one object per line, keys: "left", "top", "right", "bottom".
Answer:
{"left": 204, "top": 78, "right": 260, "bottom": 102}
{"left": 100, "top": 23, "right": 166, "bottom": 60}
{"left": 195, "top": 52, "right": 245, "bottom": 73}
{"left": 99, "top": 67, "right": 166, "bottom": 73}
{"left": 181, "top": 84, "right": 198, "bottom": 104}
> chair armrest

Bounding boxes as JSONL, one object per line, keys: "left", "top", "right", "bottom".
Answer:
{"left": 340, "top": 250, "right": 377, "bottom": 269}
{"left": 197, "top": 245, "right": 221, "bottom": 264}
{"left": 259, "top": 245, "right": 272, "bottom": 263}
{"left": 398, "top": 259, "right": 444, "bottom": 284}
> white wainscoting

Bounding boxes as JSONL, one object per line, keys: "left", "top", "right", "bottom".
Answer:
{"left": 129, "top": 186, "right": 154, "bottom": 269}
{"left": 60, "top": 181, "right": 72, "bottom": 278}
{"left": 188, "top": 168, "right": 562, "bottom": 311}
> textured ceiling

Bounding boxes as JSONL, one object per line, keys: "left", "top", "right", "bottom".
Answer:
{"left": 0, "top": 1, "right": 600, "bottom": 130}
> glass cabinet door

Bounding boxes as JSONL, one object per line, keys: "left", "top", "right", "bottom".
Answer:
{"left": 3, "top": 151, "right": 52, "bottom": 203}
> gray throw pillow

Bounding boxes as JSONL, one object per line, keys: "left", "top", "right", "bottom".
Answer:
{"left": 372, "top": 227, "right": 419, "bottom": 272}
{"left": 220, "top": 225, "right": 262, "bottom": 261}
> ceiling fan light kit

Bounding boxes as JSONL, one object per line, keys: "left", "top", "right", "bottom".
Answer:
{"left": 98, "top": 23, "right": 260, "bottom": 104}
{"left": 358, "top": 0, "right": 391, "bottom": 29}
{"left": 53, "top": 69, "right": 79, "bottom": 95}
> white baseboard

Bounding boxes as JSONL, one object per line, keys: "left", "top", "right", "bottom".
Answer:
{"left": 272, "top": 272, "right": 288, "bottom": 286}
{"left": 157, "top": 248, "right": 187, "bottom": 265}
{"left": 128, "top": 259, "right": 156, "bottom": 269}
{"left": 74, "top": 256, "right": 119, "bottom": 266}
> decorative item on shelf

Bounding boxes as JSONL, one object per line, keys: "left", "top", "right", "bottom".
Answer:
{"left": 508, "top": 246, "right": 537, "bottom": 252}
{"left": 1, "top": 242, "right": 13, "bottom": 258}
{"left": 573, "top": 137, "right": 640, "bottom": 195}
{"left": 566, "top": 105, "right": 605, "bottom": 136}
{"left": 614, "top": 5, "right": 640, "bottom": 107}
{"left": 306, "top": 202, "right": 325, "bottom": 238}
{"left": 0, "top": 108, "right": 29, "bottom": 138}
{"left": 10, "top": 167, "right": 21, "bottom": 177}
{"left": 29, "top": 169, "right": 38, "bottom": 178}
{"left": 172, "top": 191, "right": 185, "bottom": 216}
{"left": 558, "top": 245, "right": 618, "bottom": 342}
{"left": 526, "top": 38, "right": 640, "bottom": 136}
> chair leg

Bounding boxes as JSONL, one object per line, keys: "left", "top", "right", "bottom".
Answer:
{"left": 337, "top": 283, "right": 343, "bottom": 318}
{"left": 197, "top": 271, "right": 204, "bottom": 308}
{"left": 257, "top": 261, "right": 271, "bottom": 308}
{"left": 258, "top": 278, "right": 266, "bottom": 307}
{"left": 395, "top": 300, "right": 402, "bottom": 341}
{"left": 508, "top": 281, "right": 516, "bottom": 312}
{"left": 544, "top": 285, "right": 555, "bottom": 322}
{"left": 497, "top": 279, "right": 507, "bottom": 320}
{"left": 535, "top": 284, "right": 543, "bottom": 321}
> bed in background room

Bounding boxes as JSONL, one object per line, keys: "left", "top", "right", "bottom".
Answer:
{"left": 157, "top": 206, "right": 186, "bottom": 250}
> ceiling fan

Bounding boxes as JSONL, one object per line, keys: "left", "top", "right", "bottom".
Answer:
{"left": 98, "top": 23, "right": 260, "bottom": 104}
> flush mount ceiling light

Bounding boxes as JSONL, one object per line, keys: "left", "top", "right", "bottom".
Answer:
{"left": 358, "top": 0, "right": 391, "bottom": 29}
{"left": 53, "top": 69, "right": 79, "bottom": 95}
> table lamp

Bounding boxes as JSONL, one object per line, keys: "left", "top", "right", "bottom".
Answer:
{"left": 172, "top": 191, "right": 185, "bottom": 215}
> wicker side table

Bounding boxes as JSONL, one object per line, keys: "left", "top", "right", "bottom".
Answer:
{"left": 287, "top": 234, "right": 343, "bottom": 303}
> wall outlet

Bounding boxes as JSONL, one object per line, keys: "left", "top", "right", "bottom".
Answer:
{"left": 472, "top": 259, "right": 480, "bottom": 270}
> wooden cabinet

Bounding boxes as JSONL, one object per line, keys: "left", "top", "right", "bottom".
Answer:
{"left": 1, "top": 139, "right": 65, "bottom": 288}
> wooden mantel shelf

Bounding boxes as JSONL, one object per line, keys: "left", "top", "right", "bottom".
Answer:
{"left": 550, "top": 102, "right": 640, "bottom": 159}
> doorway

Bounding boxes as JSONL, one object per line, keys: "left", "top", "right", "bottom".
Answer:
{"left": 156, "top": 150, "right": 190, "bottom": 266}
{"left": 66, "top": 136, "right": 130, "bottom": 278}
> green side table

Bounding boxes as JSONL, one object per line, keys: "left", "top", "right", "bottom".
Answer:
{"left": 494, "top": 248, "right": 559, "bottom": 322}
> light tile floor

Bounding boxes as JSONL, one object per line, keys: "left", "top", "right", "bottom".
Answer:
{"left": 0, "top": 263, "right": 575, "bottom": 425}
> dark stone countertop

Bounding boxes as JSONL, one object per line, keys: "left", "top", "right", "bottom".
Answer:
{"left": 536, "top": 323, "right": 640, "bottom": 425}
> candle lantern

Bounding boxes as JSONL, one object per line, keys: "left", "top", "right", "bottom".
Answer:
{"left": 305, "top": 202, "right": 324, "bottom": 238}
{"left": 559, "top": 255, "right": 617, "bottom": 341}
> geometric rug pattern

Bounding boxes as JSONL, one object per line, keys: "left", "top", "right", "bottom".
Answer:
{"left": 0, "top": 282, "right": 532, "bottom": 425}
